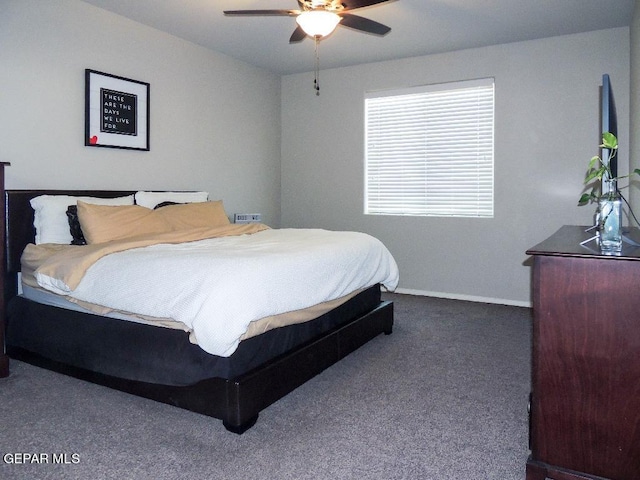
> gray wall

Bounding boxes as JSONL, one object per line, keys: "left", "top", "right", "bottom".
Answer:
{"left": 281, "top": 28, "right": 630, "bottom": 306}
{"left": 0, "top": 0, "right": 282, "bottom": 226}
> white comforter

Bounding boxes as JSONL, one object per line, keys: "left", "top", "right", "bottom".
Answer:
{"left": 35, "top": 228, "right": 399, "bottom": 357}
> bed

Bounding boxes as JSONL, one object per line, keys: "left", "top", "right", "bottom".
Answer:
{"left": 3, "top": 189, "right": 397, "bottom": 433}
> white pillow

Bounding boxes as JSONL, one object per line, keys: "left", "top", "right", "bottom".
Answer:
{"left": 134, "top": 191, "right": 209, "bottom": 209}
{"left": 30, "top": 194, "right": 135, "bottom": 244}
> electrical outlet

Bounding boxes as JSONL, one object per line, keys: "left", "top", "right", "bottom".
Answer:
{"left": 234, "top": 213, "right": 262, "bottom": 224}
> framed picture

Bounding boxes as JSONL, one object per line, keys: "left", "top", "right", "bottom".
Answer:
{"left": 85, "top": 69, "right": 150, "bottom": 151}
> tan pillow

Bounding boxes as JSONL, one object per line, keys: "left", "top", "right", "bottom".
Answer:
{"left": 77, "top": 200, "right": 231, "bottom": 244}
{"left": 77, "top": 202, "right": 170, "bottom": 244}
{"left": 154, "top": 200, "right": 230, "bottom": 230}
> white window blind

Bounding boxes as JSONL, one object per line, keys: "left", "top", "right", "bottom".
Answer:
{"left": 365, "top": 78, "right": 494, "bottom": 217}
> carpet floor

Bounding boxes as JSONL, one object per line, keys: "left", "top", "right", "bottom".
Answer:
{"left": 0, "top": 292, "right": 532, "bottom": 480}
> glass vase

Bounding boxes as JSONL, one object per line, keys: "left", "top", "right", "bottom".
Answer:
{"left": 597, "top": 180, "right": 622, "bottom": 253}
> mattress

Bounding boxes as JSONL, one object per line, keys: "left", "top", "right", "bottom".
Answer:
{"left": 6, "top": 284, "right": 383, "bottom": 385}
{"left": 21, "top": 280, "right": 362, "bottom": 338}
{"left": 25, "top": 227, "right": 399, "bottom": 357}
{"left": 21, "top": 283, "right": 189, "bottom": 331}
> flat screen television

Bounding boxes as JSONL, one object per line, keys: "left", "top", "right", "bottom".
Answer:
{"left": 601, "top": 73, "right": 618, "bottom": 182}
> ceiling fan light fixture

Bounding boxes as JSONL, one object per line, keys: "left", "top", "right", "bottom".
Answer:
{"left": 296, "top": 10, "right": 341, "bottom": 38}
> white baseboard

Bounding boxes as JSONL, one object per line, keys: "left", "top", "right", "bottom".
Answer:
{"left": 389, "top": 287, "right": 532, "bottom": 308}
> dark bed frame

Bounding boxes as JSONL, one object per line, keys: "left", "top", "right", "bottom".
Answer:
{"left": 1, "top": 189, "right": 394, "bottom": 433}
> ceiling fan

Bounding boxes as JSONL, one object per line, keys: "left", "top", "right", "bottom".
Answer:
{"left": 224, "top": 1, "right": 394, "bottom": 94}
{"left": 224, "top": 0, "right": 393, "bottom": 44}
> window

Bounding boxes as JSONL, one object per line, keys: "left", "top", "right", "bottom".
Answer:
{"left": 365, "top": 78, "right": 494, "bottom": 217}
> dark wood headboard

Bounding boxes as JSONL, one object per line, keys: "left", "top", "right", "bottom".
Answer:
{"left": 5, "top": 190, "right": 136, "bottom": 276}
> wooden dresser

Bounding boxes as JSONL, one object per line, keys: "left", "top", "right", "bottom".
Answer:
{"left": 525, "top": 225, "right": 640, "bottom": 480}
{"left": 0, "top": 162, "right": 9, "bottom": 378}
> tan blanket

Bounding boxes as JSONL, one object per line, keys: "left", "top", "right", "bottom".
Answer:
{"left": 25, "top": 223, "right": 270, "bottom": 294}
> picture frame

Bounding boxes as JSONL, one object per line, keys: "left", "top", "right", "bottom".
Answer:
{"left": 85, "top": 69, "right": 150, "bottom": 151}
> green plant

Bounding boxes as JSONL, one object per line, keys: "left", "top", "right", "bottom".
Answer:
{"left": 578, "top": 132, "right": 640, "bottom": 205}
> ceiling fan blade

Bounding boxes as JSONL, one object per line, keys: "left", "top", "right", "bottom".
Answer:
{"left": 340, "top": 0, "right": 393, "bottom": 11}
{"left": 223, "top": 10, "right": 300, "bottom": 17}
{"left": 289, "top": 26, "right": 307, "bottom": 43}
{"left": 339, "top": 13, "right": 391, "bottom": 36}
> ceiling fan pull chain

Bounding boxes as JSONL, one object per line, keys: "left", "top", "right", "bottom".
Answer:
{"left": 314, "top": 35, "right": 320, "bottom": 96}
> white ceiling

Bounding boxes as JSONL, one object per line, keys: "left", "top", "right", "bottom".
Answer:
{"left": 81, "top": 0, "right": 636, "bottom": 75}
